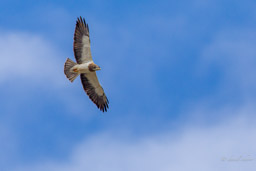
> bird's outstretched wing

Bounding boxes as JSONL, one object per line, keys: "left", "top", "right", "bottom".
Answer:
{"left": 80, "top": 73, "right": 109, "bottom": 112}
{"left": 73, "top": 17, "right": 92, "bottom": 64}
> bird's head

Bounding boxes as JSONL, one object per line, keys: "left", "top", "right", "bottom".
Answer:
{"left": 89, "top": 63, "right": 101, "bottom": 72}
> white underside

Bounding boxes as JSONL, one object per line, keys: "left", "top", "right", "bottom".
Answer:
{"left": 72, "top": 61, "right": 93, "bottom": 74}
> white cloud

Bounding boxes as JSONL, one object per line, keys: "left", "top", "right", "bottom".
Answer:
{"left": 0, "top": 31, "right": 65, "bottom": 86}
{"left": 16, "top": 104, "right": 256, "bottom": 171}
{"left": 0, "top": 31, "right": 97, "bottom": 118}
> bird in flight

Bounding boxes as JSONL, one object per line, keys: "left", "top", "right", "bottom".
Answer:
{"left": 64, "top": 17, "right": 109, "bottom": 112}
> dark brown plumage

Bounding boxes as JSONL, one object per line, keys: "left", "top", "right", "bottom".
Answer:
{"left": 73, "top": 17, "right": 91, "bottom": 64}
{"left": 80, "top": 73, "right": 109, "bottom": 112}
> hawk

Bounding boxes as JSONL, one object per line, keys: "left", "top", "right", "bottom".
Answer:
{"left": 64, "top": 17, "right": 109, "bottom": 112}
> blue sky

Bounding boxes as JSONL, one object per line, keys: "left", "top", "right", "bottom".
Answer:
{"left": 1, "top": 0, "right": 256, "bottom": 170}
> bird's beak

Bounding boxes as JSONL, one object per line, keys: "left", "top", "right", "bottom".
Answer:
{"left": 96, "top": 66, "right": 101, "bottom": 71}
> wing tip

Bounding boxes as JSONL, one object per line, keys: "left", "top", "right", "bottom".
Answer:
{"left": 76, "top": 16, "right": 89, "bottom": 33}
{"left": 80, "top": 74, "right": 109, "bottom": 113}
{"left": 95, "top": 95, "right": 109, "bottom": 112}
{"left": 98, "top": 97, "right": 109, "bottom": 113}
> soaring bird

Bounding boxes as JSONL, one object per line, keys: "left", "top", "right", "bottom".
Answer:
{"left": 64, "top": 17, "right": 109, "bottom": 112}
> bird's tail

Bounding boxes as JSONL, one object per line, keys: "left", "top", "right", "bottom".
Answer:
{"left": 64, "top": 58, "right": 79, "bottom": 82}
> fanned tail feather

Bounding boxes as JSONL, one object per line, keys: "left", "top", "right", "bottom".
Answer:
{"left": 64, "top": 58, "right": 79, "bottom": 82}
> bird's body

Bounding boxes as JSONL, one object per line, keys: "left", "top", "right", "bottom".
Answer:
{"left": 72, "top": 61, "right": 95, "bottom": 73}
{"left": 64, "top": 17, "right": 109, "bottom": 112}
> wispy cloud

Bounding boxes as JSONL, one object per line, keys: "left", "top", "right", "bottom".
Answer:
{"left": 16, "top": 104, "right": 256, "bottom": 171}
{"left": 0, "top": 31, "right": 97, "bottom": 120}
{"left": 0, "top": 31, "right": 64, "bottom": 86}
